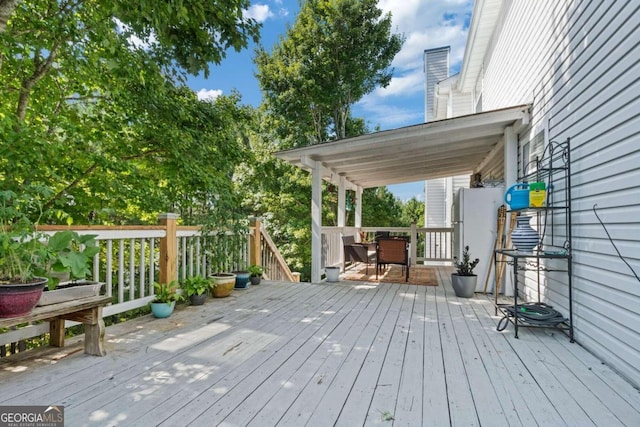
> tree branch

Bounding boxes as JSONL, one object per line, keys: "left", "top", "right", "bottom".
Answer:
{"left": 16, "top": 39, "right": 61, "bottom": 121}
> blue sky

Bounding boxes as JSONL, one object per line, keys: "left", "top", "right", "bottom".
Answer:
{"left": 186, "top": 0, "right": 474, "bottom": 201}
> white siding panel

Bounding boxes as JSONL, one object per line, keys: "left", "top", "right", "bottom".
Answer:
{"left": 482, "top": 0, "right": 640, "bottom": 387}
{"left": 451, "top": 92, "right": 473, "bottom": 117}
{"left": 425, "top": 178, "right": 447, "bottom": 227}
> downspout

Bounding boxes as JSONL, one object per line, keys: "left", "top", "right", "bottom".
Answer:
{"left": 502, "top": 126, "right": 517, "bottom": 296}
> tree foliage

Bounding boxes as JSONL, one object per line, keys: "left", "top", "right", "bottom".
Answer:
{"left": 400, "top": 197, "right": 425, "bottom": 226}
{"left": 0, "top": 0, "right": 258, "bottom": 226}
{"left": 255, "top": 0, "right": 404, "bottom": 143}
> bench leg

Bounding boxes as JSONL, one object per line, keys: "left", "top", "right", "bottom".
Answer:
{"left": 50, "top": 319, "right": 66, "bottom": 347}
{"left": 84, "top": 307, "right": 106, "bottom": 356}
{"left": 84, "top": 318, "right": 106, "bottom": 356}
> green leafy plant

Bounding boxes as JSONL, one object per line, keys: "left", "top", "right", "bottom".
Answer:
{"left": 248, "top": 264, "right": 264, "bottom": 277}
{"left": 181, "top": 276, "right": 209, "bottom": 297}
{"left": 152, "top": 281, "right": 184, "bottom": 305}
{"left": 46, "top": 230, "right": 99, "bottom": 290}
{"left": 453, "top": 245, "right": 480, "bottom": 276}
{"left": 0, "top": 189, "right": 98, "bottom": 289}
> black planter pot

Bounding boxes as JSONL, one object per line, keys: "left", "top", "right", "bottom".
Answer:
{"left": 189, "top": 293, "right": 207, "bottom": 306}
{"left": 249, "top": 276, "right": 261, "bottom": 286}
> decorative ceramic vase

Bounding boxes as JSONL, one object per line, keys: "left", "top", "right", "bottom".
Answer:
{"left": 511, "top": 215, "right": 539, "bottom": 252}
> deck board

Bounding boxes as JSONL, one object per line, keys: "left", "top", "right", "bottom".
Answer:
{"left": 1, "top": 267, "right": 639, "bottom": 426}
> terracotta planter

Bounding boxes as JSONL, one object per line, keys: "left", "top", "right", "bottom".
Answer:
{"left": 0, "top": 278, "right": 48, "bottom": 318}
{"left": 210, "top": 273, "right": 236, "bottom": 298}
{"left": 451, "top": 274, "right": 477, "bottom": 298}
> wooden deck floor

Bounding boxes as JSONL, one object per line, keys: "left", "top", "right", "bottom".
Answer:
{"left": 1, "top": 267, "right": 640, "bottom": 426}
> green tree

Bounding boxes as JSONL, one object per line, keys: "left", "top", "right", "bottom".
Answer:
{"left": 361, "top": 187, "right": 403, "bottom": 227}
{"left": 0, "top": 0, "right": 258, "bottom": 225}
{"left": 400, "top": 197, "right": 425, "bottom": 226}
{"left": 255, "top": 0, "right": 404, "bottom": 143}
{"left": 0, "top": 1, "right": 259, "bottom": 76}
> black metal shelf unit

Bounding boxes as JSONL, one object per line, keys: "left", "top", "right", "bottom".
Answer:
{"left": 495, "top": 137, "right": 573, "bottom": 341}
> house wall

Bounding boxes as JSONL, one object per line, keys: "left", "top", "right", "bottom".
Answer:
{"left": 481, "top": 0, "right": 640, "bottom": 387}
{"left": 451, "top": 91, "right": 473, "bottom": 117}
{"left": 424, "top": 47, "right": 451, "bottom": 122}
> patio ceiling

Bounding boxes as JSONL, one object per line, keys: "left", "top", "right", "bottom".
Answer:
{"left": 275, "top": 104, "right": 530, "bottom": 189}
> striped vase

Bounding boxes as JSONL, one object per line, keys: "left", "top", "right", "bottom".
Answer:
{"left": 511, "top": 215, "right": 539, "bottom": 252}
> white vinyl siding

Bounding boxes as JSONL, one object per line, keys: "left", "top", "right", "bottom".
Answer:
{"left": 424, "top": 47, "right": 450, "bottom": 122}
{"left": 425, "top": 178, "right": 447, "bottom": 227}
{"left": 483, "top": 0, "right": 640, "bottom": 387}
{"left": 451, "top": 92, "right": 473, "bottom": 117}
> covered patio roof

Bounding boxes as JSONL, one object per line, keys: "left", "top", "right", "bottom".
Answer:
{"left": 275, "top": 104, "right": 530, "bottom": 189}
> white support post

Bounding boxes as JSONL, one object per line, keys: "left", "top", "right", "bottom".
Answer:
{"left": 338, "top": 176, "right": 346, "bottom": 228}
{"left": 337, "top": 176, "right": 347, "bottom": 273}
{"left": 410, "top": 222, "right": 417, "bottom": 264}
{"left": 503, "top": 126, "right": 517, "bottom": 296}
{"left": 310, "top": 159, "right": 323, "bottom": 283}
{"left": 355, "top": 186, "right": 363, "bottom": 229}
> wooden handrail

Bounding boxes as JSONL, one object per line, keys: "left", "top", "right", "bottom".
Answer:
{"left": 258, "top": 224, "right": 297, "bottom": 282}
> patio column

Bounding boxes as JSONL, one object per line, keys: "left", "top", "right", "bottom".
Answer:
{"left": 355, "top": 186, "right": 362, "bottom": 229}
{"left": 502, "top": 126, "right": 517, "bottom": 296}
{"left": 308, "top": 157, "right": 323, "bottom": 283}
{"left": 337, "top": 176, "right": 346, "bottom": 227}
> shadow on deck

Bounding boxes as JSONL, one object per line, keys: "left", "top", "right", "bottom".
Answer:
{"left": 1, "top": 267, "right": 639, "bottom": 426}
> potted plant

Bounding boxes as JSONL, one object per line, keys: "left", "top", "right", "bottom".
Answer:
{"left": 233, "top": 267, "right": 251, "bottom": 289}
{"left": 182, "top": 275, "right": 209, "bottom": 305}
{"left": 203, "top": 225, "right": 250, "bottom": 293}
{"left": 451, "top": 245, "right": 480, "bottom": 298}
{"left": 0, "top": 189, "right": 99, "bottom": 316}
{"left": 209, "top": 275, "right": 235, "bottom": 298}
{"left": 36, "top": 230, "right": 103, "bottom": 306}
{"left": 325, "top": 266, "right": 340, "bottom": 282}
{"left": 248, "top": 264, "right": 264, "bottom": 285}
{"left": 150, "top": 281, "right": 183, "bottom": 318}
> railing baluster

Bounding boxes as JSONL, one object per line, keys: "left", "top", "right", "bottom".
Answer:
{"left": 139, "top": 238, "right": 146, "bottom": 298}
{"left": 117, "top": 239, "right": 125, "bottom": 303}
{"left": 128, "top": 239, "right": 135, "bottom": 302}
{"left": 106, "top": 240, "right": 113, "bottom": 298}
{"left": 150, "top": 238, "right": 155, "bottom": 293}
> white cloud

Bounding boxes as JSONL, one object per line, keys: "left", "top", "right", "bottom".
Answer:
{"left": 356, "top": 0, "right": 474, "bottom": 127}
{"left": 357, "top": 95, "right": 424, "bottom": 128}
{"left": 197, "top": 89, "right": 223, "bottom": 101}
{"left": 113, "top": 18, "right": 157, "bottom": 50}
{"left": 374, "top": 71, "right": 423, "bottom": 98}
{"left": 245, "top": 4, "right": 274, "bottom": 22}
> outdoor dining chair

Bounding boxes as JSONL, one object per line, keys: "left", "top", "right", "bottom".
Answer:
{"left": 342, "top": 235, "right": 376, "bottom": 274}
{"left": 375, "top": 238, "right": 410, "bottom": 281}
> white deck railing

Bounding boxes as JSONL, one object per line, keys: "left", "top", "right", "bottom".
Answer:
{"left": 321, "top": 225, "right": 454, "bottom": 272}
{"left": 1, "top": 217, "right": 296, "bottom": 350}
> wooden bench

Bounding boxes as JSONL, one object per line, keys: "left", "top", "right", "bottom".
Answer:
{"left": 0, "top": 295, "right": 111, "bottom": 356}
